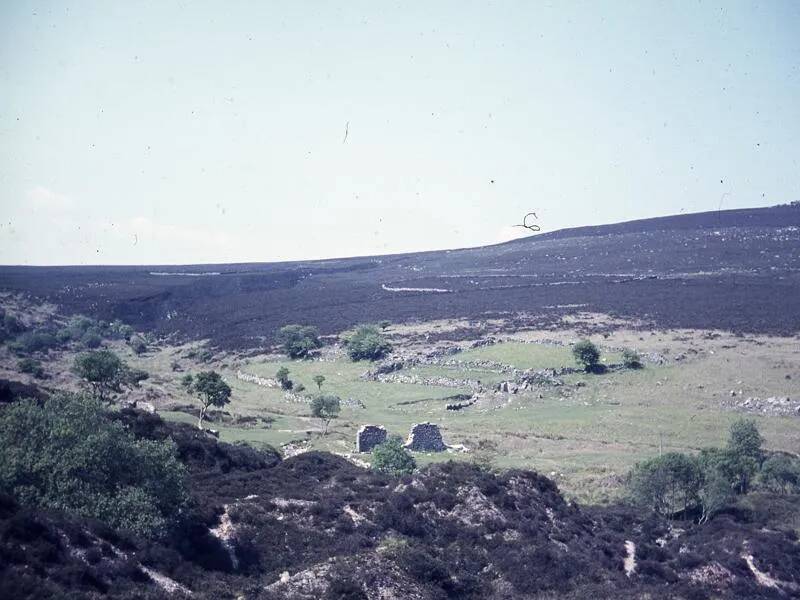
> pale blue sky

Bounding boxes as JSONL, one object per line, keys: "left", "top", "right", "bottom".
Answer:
{"left": 1, "top": 1, "right": 798, "bottom": 265}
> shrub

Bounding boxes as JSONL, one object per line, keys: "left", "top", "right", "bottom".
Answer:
{"left": 627, "top": 452, "right": 701, "bottom": 516}
{"left": 80, "top": 330, "right": 103, "bottom": 349}
{"left": 759, "top": 454, "right": 800, "bottom": 494}
{"left": 621, "top": 348, "right": 642, "bottom": 369}
{"left": 17, "top": 358, "right": 45, "bottom": 379}
{"left": 276, "top": 367, "right": 293, "bottom": 390}
{"left": 344, "top": 325, "right": 392, "bottom": 361}
{"left": 310, "top": 394, "right": 341, "bottom": 435}
{"left": 128, "top": 336, "right": 147, "bottom": 355}
{"left": 0, "top": 394, "right": 188, "bottom": 538}
{"left": 571, "top": 339, "right": 600, "bottom": 372}
{"left": 276, "top": 324, "right": 322, "bottom": 359}
{"left": 372, "top": 437, "right": 416, "bottom": 476}
{"left": 8, "top": 330, "right": 58, "bottom": 355}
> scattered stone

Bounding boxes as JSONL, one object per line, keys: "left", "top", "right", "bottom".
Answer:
{"left": 405, "top": 422, "right": 447, "bottom": 452}
{"left": 356, "top": 425, "right": 387, "bottom": 453}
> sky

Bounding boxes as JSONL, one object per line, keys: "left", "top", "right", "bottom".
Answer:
{"left": 1, "top": 1, "right": 799, "bottom": 266}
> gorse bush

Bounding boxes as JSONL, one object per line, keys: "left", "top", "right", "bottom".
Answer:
{"left": 8, "top": 330, "right": 59, "bottom": 355}
{"left": 571, "top": 339, "right": 600, "bottom": 371}
{"left": 0, "top": 394, "right": 188, "bottom": 538}
{"left": 343, "top": 325, "right": 392, "bottom": 361}
{"left": 276, "top": 324, "right": 322, "bottom": 359}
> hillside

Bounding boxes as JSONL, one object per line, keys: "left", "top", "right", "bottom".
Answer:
{"left": 1, "top": 204, "right": 799, "bottom": 349}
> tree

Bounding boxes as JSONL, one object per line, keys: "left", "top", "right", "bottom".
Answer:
{"left": 310, "top": 394, "right": 340, "bottom": 435}
{"left": 276, "top": 366, "right": 293, "bottom": 390}
{"left": 572, "top": 339, "right": 601, "bottom": 372}
{"left": 73, "top": 350, "right": 146, "bottom": 403}
{"left": 181, "top": 371, "right": 232, "bottom": 429}
{"left": 313, "top": 374, "right": 326, "bottom": 391}
{"left": 627, "top": 452, "right": 702, "bottom": 516}
{"left": 621, "top": 348, "right": 642, "bottom": 369}
{"left": 276, "top": 324, "right": 322, "bottom": 359}
{"left": 726, "top": 418, "right": 764, "bottom": 493}
{"left": 372, "top": 437, "right": 416, "bottom": 476}
{"left": 344, "top": 325, "right": 393, "bottom": 361}
{"left": 378, "top": 320, "right": 391, "bottom": 331}
{"left": 0, "top": 393, "right": 188, "bottom": 538}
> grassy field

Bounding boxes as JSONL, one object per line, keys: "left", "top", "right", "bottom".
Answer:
{"left": 111, "top": 329, "right": 800, "bottom": 503}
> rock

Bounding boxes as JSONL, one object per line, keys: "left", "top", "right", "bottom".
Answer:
{"left": 405, "top": 422, "right": 447, "bottom": 452}
{"left": 138, "top": 401, "right": 156, "bottom": 414}
{"left": 356, "top": 425, "right": 387, "bottom": 453}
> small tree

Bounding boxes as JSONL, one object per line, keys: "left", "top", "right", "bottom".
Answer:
{"left": 572, "top": 339, "right": 600, "bottom": 372}
{"left": 181, "top": 371, "right": 232, "bottom": 430}
{"left": 726, "top": 418, "right": 764, "bottom": 494}
{"left": 378, "top": 320, "right": 391, "bottom": 331}
{"left": 313, "top": 374, "right": 326, "bottom": 391}
{"left": 372, "top": 437, "right": 416, "bottom": 476}
{"left": 310, "top": 394, "right": 340, "bottom": 435}
{"left": 276, "top": 366, "right": 293, "bottom": 390}
{"left": 627, "top": 452, "right": 702, "bottom": 516}
{"left": 276, "top": 324, "right": 322, "bottom": 359}
{"left": 129, "top": 335, "right": 147, "bottom": 355}
{"left": 73, "top": 350, "right": 144, "bottom": 403}
{"left": 621, "top": 348, "right": 642, "bottom": 369}
{"left": 344, "top": 325, "right": 392, "bottom": 361}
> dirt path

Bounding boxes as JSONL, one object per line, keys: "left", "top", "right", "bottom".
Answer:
{"left": 624, "top": 540, "right": 636, "bottom": 577}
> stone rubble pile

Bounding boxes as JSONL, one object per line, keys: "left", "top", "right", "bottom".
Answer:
{"left": 727, "top": 395, "right": 800, "bottom": 417}
{"left": 236, "top": 370, "right": 278, "bottom": 388}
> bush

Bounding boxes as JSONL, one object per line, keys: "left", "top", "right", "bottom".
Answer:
{"left": 0, "top": 394, "right": 188, "bottom": 537}
{"left": 372, "top": 437, "right": 416, "bottom": 476}
{"left": 128, "top": 336, "right": 147, "bottom": 355}
{"left": 8, "top": 330, "right": 59, "bottom": 355}
{"left": 17, "top": 358, "right": 45, "bottom": 379}
{"left": 571, "top": 339, "right": 600, "bottom": 372}
{"left": 344, "top": 325, "right": 392, "bottom": 361}
{"left": 759, "top": 454, "right": 800, "bottom": 494}
{"left": 276, "top": 325, "right": 322, "bottom": 359}
{"left": 276, "top": 367, "right": 293, "bottom": 390}
{"left": 621, "top": 348, "right": 642, "bottom": 369}
{"left": 80, "top": 331, "right": 103, "bottom": 349}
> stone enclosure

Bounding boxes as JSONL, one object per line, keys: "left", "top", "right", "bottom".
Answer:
{"left": 356, "top": 425, "right": 387, "bottom": 453}
{"left": 356, "top": 422, "right": 448, "bottom": 453}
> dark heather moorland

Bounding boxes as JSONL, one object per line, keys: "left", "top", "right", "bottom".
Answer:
{"left": 1, "top": 205, "right": 800, "bottom": 599}
{"left": 1, "top": 205, "right": 799, "bottom": 349}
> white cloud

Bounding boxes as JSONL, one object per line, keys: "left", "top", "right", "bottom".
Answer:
{"left": 27, "top": 186, "right": 73, "bottom": 211}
